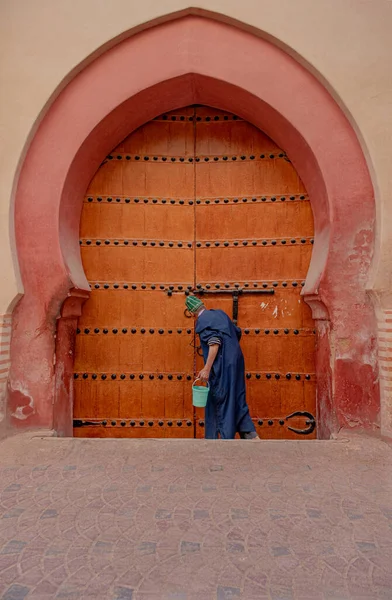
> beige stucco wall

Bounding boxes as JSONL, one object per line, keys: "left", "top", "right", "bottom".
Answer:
{"left": 1, "top": 0, "right": 392, "bottom": 311}
{"left": 1, "top": 0, "right": 392, "bottom": 433}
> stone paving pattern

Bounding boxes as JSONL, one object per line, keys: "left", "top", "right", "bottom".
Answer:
{"left": 0, "top": 432, "right": 391, "bottom": 599}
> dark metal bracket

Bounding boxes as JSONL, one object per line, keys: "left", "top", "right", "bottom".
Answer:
{"left": 195, "top": 287, "right": 274, "bottom": 324}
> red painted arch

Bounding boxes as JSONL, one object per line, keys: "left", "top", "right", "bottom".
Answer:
{"left": 10, "top": 16, "right": 378, "bottom": 437}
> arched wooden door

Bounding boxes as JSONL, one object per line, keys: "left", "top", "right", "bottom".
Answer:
{"left": 74, "top": 106, "right": 316, "bottom": 439}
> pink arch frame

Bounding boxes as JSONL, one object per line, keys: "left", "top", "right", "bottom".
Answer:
{"left": 9, "top": 15, "right": 378, "bottom": 437}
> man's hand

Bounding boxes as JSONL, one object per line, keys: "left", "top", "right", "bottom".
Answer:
{"left": 198, "top": 367, "right": 210, "bottom": 382}
{"left": 197, "top": 343, "right": 219, "bottom": 383}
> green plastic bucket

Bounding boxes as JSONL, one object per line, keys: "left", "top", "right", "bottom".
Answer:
{"left": 192, "top": 379, "right": 209, "bottom": 408}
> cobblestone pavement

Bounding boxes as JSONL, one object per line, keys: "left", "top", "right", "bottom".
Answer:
{"left": 0, "top": 432, "right": 391, "bottom": 600}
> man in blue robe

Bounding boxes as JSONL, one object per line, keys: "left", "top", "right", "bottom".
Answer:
{"left": 185, "top": 295, "right": 258, "bottom": 440}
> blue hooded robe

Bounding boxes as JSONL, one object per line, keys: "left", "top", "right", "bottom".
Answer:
{"left": 195, "top": 309, "right": 256, "bottom": 439}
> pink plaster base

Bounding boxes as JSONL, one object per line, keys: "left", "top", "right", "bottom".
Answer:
{"left": 9, "top": 15, "right": 378, "bottom": 438}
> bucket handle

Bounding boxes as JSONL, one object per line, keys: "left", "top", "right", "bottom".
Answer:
{"left": 192, "top": 378, "right": 210, "bottom": 389}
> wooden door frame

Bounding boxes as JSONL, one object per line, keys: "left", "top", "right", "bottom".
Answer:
{"left": 9, "top": 15, "right": 378, "bottom": 438}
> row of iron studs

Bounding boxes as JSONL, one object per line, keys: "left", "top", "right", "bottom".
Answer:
{"left": 106, "top": 153, "right": 287, "bottom": 162}
{"left": 88, "top": 282, "right": 306, "bottom": 290}
{"left": 75, "top": 419, "right": 300, "bottom": 428}
{"left": 74, "top": 373, "right": 314, "bottom": 380}
{"left": 76, "top": 418, "right": 297, "bottom": 428}
{"left": 154, "top": 114, "right": 243, "bottom": 121}
{"left": 104, "top": 419, "right": 194, "bottom": 427}
{"left": 84, "top": 195, "right": 308, "bottom": 204}
{"left": 76, "top": 327, "right": 315, "bottom": 335}
{"left": 85, "top": 194, "right": 309, "bottom": 206}
{"left": 80, "top": 238, "right": 314, "bottom": 247}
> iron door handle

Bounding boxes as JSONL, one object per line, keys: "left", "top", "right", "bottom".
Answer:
{"left": 286, "top": 411, "right": 316, "bottom": 435}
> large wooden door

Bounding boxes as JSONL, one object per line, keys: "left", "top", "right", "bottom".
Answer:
{"left": 74, "top": 106, "right": 316, "bottom": 439}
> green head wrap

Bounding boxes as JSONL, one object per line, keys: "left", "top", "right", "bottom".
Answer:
{"left": 185, "top": 295, "right": 204, "bottom": 313}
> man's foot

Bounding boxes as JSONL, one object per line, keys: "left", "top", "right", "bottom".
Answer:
{"left": 240, "top": 431, "right": 259, "bottom": 440}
